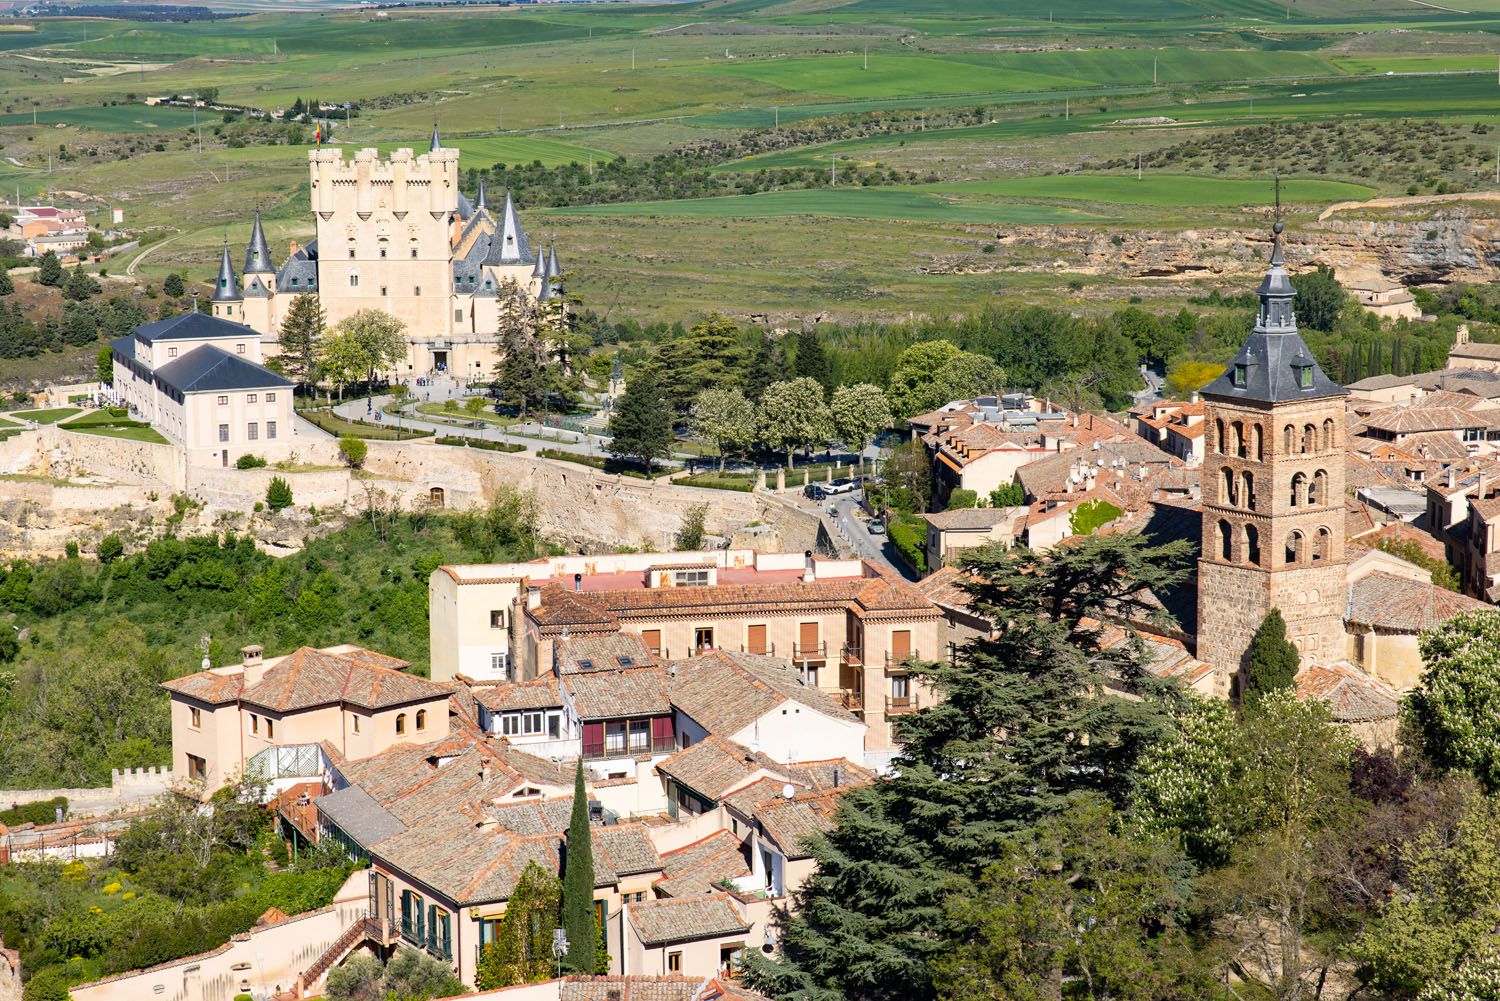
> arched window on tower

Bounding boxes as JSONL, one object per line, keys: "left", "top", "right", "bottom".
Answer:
{"left": 1303, "top": 424, "right": 1317, "bottom": 454}
{"left": 1244, "top": 524, "right": 1261, "bottom": 566}
{"left": 1215, "top": 419, "right": 1226, "bottom": 454}
{"left": 1314, "top": 526, "right": 1331, "bottom": 562}
{"left": 1221, "top": 467, "right": 1236, "bottom": 506}
{"left": 1250, "top": 424, "right": 1264, "bottom": 461}
{"left": 1286, "top": 530, "right": 1305, "bottom": 566}
{"left": 1218, "top": 519, "right": 1233, "bottom": 561}
{"left": 1240, "top": 470, "right": 1255, "bottom": 512}
{"left": 1284, "top": 424, "right": 1296, "bottom": 454}
{"left": 1231, "top": 421, "right": 1245, "bottom": 458}
{"left": 1290, "top": 472, "right": 1307, "bottom": 508}
{"left": 1322, "top": 418, "right": 1336, "bottom": 451}
{"left": 1311, "top": 469, "right": 1328, "bottom": 508}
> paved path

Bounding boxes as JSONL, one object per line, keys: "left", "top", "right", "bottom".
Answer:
{"left": 818, "top": 489, "right": 912, "bottom": 580}
{"left": 330, "top": 391, "right": 614, "bottom": 457}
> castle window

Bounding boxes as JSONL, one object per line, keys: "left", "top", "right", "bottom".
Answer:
{"left": 1214, "top": 419, "right": 1225, "bottom": 454}
{"left": 1221, "top": 467, "right": 1235, "bottom": 506}
{"left": 411, "top": 248, "right": 418, "bottom": 259}
{"left": 416, "top": 709, "right": 427, "bottom": 731}
{"left": 1290, "top": 472, "right": 1306, "bottom": 508}
{"left": 1218, "top": 519, "right": 1232, "bottom": 561}
{"left": 267, "top": 393, "right": 276, "bottom": 402}
{"left": 1283, "top": 424, "right": 1295, "bottom": 454}
{"left": 348, "top": 248, "right": 355, "bottom": 259}
{"left": 1250, "top": 424, "right": 1263, "bottom": 460}
{"left": 1320, "top": 418, "right": 1334, "bottom": 451}
{"left": 1314, "top": 526, "right": 1331, "bottom": 562}
{"left": 1243, "top": 524, "right": 1260, "bottom": 566}
{"left": 267, "top": 421, "right": 277, "bottom": 439}
{"left": 380, "top": 286, "right": 388, "bottom": 297}
{"left": 248, "top": 394, "right": 257, "bottom": 404}
{"left": 168, "top": 347, "right": 178, "bottom": 358}
{"left": 1311, "top": 469, "right": 1328, "bottom": 507}
{"left": 350, "top": 275, "right": 359, "bottom": 287}
{"left": 1303, "top": 424, "right": 1316, "bottom": 454}
{"left": 414, "top": 286, "right": 421, "bottom": 296}
{"left": 217, "top": 395, "right": 228, "bottom": 406}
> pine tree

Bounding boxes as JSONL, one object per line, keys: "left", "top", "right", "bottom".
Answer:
{"left": 37, "top": 251, "right": 63, "bottom": 287}
{"left": 745, "top": 331, "right": 785, "bottom": 400}
{"left": 0, "top": 265, "right": 13, "bottom": 296}
{"left": 1245, "top": 607, "right": 1299, "bottom": 701}
{"left": 745, "top": 533, "right": 1193, "bottom": 1001}
{"left": 163, "top": 272, "right": 185, "bottom": 298}
{"left": 276, "top": 293, "right": 326, "bottom": 392}
{"left": 495, "top": 328, "right": 550, "bottom": 419}
{"left": 606, "top": 368, "right": 672, "bottom": 472}
{"left": 791, "top": 327, "right": 833, "bottom": 392}
{"left": 561, "top": 762, "right": 598, "bottom": 974}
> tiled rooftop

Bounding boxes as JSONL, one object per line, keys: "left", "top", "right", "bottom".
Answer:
{"left": 627, "top": 894, "right": 750, "bottom": 947}
{"left": 1345, "top": 570, "right": 1488, "bottom": 633}
{"left": 668, "top": 650, "right": 861, "bottom": 739}
{"left": 655, "top": 736, "right": 786, "bottom": 802}
{"left": 161, "top": 645, "right": 446, "bottom": 713}
{"left": 565, "top": 667, "right": 672, "bottom": 721}
{"left": 1296, "top": 662, "right": 1400, "bottom": 722}
{"left": 655, "top": 830, "right": 750, "bottom": 899}
{"left": 473, "top": 679, "right": 564, "bottom": 712}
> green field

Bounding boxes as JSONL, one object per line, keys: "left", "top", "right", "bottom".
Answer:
{"left": 375, "top": 135, "right": 613, "bottom": 169}
{"left": 939, "top": 175, "right": 1374, "bottom": 207}
{"left": 554, "top": 187, "right": 1112, "bottom": 224}
{"left": 0, "top": 104, "right": 202, "bottom": 132}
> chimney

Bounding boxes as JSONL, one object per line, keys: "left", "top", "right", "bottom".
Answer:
{"left": 1190, "top": 391, "right": 1200, "bottom": 404}
{"left": 241, "top": 644, "right": 263, "bottom": 668}
{"left": 1481, "top": 471, "right": 1491, "bottom": 499}
{"left": 832, "top": 764, "right": 842, "bottom": 788}
{"left": 802, "top": 550, "right": 815, "bottom": 583}
{"left": 573, "top": 572, "right": 583, "bottom": 592}
{"left": 1449, "top": 467, "right": 1458, "bottom": 489}
{"left": 479, "top": 762, "right": 490, "bottom": 783}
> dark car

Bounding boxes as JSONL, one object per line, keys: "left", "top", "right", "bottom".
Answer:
{"left": 803, "top": 483, "right": 827, "bottom": 500}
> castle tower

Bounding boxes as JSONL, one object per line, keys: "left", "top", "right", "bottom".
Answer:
{"left": 1196, "top": 220, "right": 1349, "bottom": 680}
{"left": 241, "top": 213, "right": 277, "bottom": 334}
{"left": 244, "top": 212, "right": 275, "bottom": 277}
{"left": 210, "top": 242, "right": 243, "bottom": 323}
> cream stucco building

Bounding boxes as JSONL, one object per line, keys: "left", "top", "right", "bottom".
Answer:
{"left": 210, "top": 127, "right": 562, "bottom": 379}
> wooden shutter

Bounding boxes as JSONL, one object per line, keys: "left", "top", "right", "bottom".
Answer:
{"left": 891, "top": 629, "right": 912, "bottom": 660}
{"left": 747, "top": 624, "right": 767, "bottom": 655}
{"left": 582, "top": 721, "right": 605, "bottom": 759}
{"left": 652, "top": 715, "right": 674, "bottom": 750}
{"left": 799, "top": 621, "right": 819, "bottom": 649}
{"left": 641, "top": 629, "right": 662, "bottom": 655}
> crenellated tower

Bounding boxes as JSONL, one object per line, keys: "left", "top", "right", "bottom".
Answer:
{"left": 1196, "top": 220, "right": 1349, "bottom": 681}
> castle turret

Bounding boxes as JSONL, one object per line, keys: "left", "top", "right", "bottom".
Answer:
{"left": 485, "top": 192, "right": 531, "bottom": 266}
{"left": 244, "top": 212, "right": 275, "bottom": 276}
{"left": 211, "top": 242, "right": 243, "bottom": 322}
{"left": 531, "top": 249, "right": 546, "bottom": 280}
{"left": 430, "top": 122, "right": 442, "bottom": 153}
{"left": 1196, "top": 218, "right": 1349, "bottom": 682}
{"left": 476, "top": 178, "right": 487, "bottom": 213}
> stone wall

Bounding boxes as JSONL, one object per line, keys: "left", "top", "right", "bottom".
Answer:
{"left": 0, "top": 941, "right": 18, "bottom": 1001}
{"left": 0, "top": 766, "right": 173, "bottom": 818}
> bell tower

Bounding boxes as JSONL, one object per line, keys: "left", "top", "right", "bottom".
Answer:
{"left": 1196, "top": 219, "right": 1349, "bottom": 679}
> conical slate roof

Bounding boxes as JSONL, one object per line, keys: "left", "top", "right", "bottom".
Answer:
{"left": 531, "top": 249, "right": 546, "bottom": 279}
{"left": 212, "top": 243, "right": 240, "bottom": 302}
{"left": 244, "top": 213, "right": 274, "bottom": 275}
{"left": 547, "top": 244, "right": 560, "bottom": 277}
{"left": 476, "top": 178, "right": 487, "bottom": 212}
{"left": 483, "top": 192, "right": 532, "bottom": 266}
{"left": 1200, "top": 221, "right": 1345, "bottom": 404}
{"left": 429, "top": 123, "right": 442, "bottom": 152}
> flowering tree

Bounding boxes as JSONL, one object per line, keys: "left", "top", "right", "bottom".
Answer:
{"left": 1406, "top": 610, "right": 1500, "bottom": 791}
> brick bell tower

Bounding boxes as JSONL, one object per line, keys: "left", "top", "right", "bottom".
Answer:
{"left": 1196, "top": 218, "right": 1349, "bottom": 682}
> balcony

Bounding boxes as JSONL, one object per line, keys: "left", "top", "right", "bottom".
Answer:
{"left": 582, "top": 737, "right": 677, "bottom": 761}
{"left": 793, "top": 641, "right": 827, "bottom": 661}
{"left": 840, "top": 643, "right": 864, "bottom": 666}
{"left": 740, "top": 643, "right": 776, "bottom": 656}
{"left": 839, "top": 688, "right": 864, "bottom": 712}
{"left": 885, "top": 651, "right": 919, "bottom": 668}
{"left": 886, "top": 694, "right": 921, "bottom": 715}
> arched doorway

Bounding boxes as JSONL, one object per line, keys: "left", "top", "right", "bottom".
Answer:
{"left": 429, "top": 486, "right": 445, "bottom": 509}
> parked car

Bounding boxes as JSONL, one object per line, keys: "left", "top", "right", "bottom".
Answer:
{"left": 804, "top": 483, "right": 827, "bottom": 500}
{"left": 867, "top": 519, "right": 887, "bottom": 535}
{"left": 824, "top": 478, "right": 858, "bottom": 495}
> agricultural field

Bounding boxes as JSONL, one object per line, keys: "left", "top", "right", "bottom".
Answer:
{"left": 0, "top": 0, "right": 1498, "bottom": 333}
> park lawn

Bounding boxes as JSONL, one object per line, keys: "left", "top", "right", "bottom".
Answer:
{"left": 938, "top": 174, "right": 1374, "bottom": 207}
{"left": 58, "top": 408, "right": 139, "bottom": 429}
{"left": 9, "top": 408, "right": 83, "bottom": 424}
{"left": 0, "top": 416, "right": 18, "bottom": 429}
{"left": 66, "top": 424, "right": 171, "bottom": 444}
{"left": 677, "top": 470, "right": 754, "bottom": 491}
{"left": 551, "top": 187, "right": 1110, "bottom": 224}
{"left": 300, "top": 408, "right": 432, "bottom": 440}
{"left": 414, "top": 402, "right": 518, "bottom": 427}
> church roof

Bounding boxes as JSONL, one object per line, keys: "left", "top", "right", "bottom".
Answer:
{"left": 1201, "top": 223, "right": 1346, "bottom": 405}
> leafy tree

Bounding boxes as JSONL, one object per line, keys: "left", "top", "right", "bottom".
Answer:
{"left": 266, "top": 476, "right": 293, "bottom": 511}
{"left": 830, "top": 382, "right": 893, "bottom": 467}
{"left": 476, "top": 861, "right": 563, "bottom": 989}
{"left": 1130, "top": 694, "right": 1245, "bottom": 866}
{"left": 97, "top": 344, "right": 114, "bottom": 385}
{"left": 338, "top": 435, "right": 368, "bottom": 469}
{"left": 1407, "top": 611, "right": 1500, "bottom": 791}
{"left": 675, "top": 503, "right": 709, "bottom": 551}
{"left": 791, "top": 328, "right": 833, "bottom": 392}
{"left": 1418, "top": 949, "right": 1500, "bottom": 1001}
{"left": 274, "top": 293, "right": 326, "bottom": 391}
{"left": 329, "top": 308, "right": 407, "bottom": 388}
{"left": 36, "top": 251, "right": 63, "bottom": 287}
{"left": 936, "top": 796, "right": 1212, "bottom": 1001}
{"left": 989, "top": 482, "right": 1025, "bottom": 507}
{"left": 883, "top": 437, "right": 932, "bottom": 513}
{"left": 562, "top": 762, "right": 600, "bottom": 973}
{"left": 690, "top": 388, "right": 756, "bottom": 471}
{"left": 758, "top": 377, "right": 832, "bottom": 469}
{"left": 606, "top": 367, "right": 672, "bottom": 472}
{"left": 0, "top": 265, "right": 13, "bottom": 296}
{"left": 1245, "top": 607, "right": 1299, "bottom": 701}
{"left": 1069, "top": 498, "right": 1122, "bottom": 536}
{"left": 1291, "top": 264, "right": 1348, "bottom": 332}
{"left": 746, "top": 533, "right": 1192, "bottom": 1001}
{"left": 378, "top": 947, "right": 466, "bottom": 1001}
{"left": 947, "top": 488, "right": 978, "bottom": 509}
{"left": 97, "top": 534, "right": 124, "bottom": 564}
{"left": 1165, "top": 360, "right": 1224, "bottom": 397}
{"left": 886, "top": 339, "right": 1004, "bottom": 418}
{"left": 1375, "top": 536, "right": 1460, "bottom": 591}
{"left": 162, "top": 271, "right": 185, "bottom": 298}
{"left": 21, "top": 966, "right": 71, "bottom": 1001}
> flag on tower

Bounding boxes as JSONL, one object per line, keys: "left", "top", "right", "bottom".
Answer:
{"left": 314, "top": 123, "right": 322, "bottom": 147}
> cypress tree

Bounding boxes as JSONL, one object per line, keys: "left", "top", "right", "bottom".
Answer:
{"left": 791, "top": 328, "right": 833, "bottom": 393}
{"left": 0, "top": 265, "right": 12, "bottom": 296}
{"left": 745, "top": 331, "right": 785, "bottom": 400}
{"left": 1246, "top": 607, "right": 1299, "bottom": 701}
{"left": 561, "top": 761, "right": 597, "bottom": 974}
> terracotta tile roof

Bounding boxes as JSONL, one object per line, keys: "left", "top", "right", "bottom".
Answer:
{"left": 529, "top": 585, "right": 619, "bottom": 631}
{"left": 754, "top": 794, "right": 845, "bottom": 858}
{"left": 1473, "top": 497, "right": 1500, "bottom": 521}
{"left": 560, "top": 976, "right": 709, "bottom": 1001}
{"left": 655, "top": 830, "right": 749, "bottom": 898}
{"left": 627, "top": 894, "right": 750, "bottom": 947}
{"left": 655, "top": 736, "right": 786, "bottom": 802}
{"left": 1345, "top": 570, "right": 1488, "bottom": 633}
{"left": 1450, "top": 341, "right": 1500, "bottom": 361}
{"left": 698, "top": 979, "right": 776, "bottom": 1001}
{"left": 1296, "top": 662, "right": 1400, "bottom": 722}
{"left": 920, "top": 507, "right": 1019, "bottom": 531}
{"left": 668, "top": 650, "right": 861, "bottom": 737}
{"left": 160, "top": 669, "right": 244, "bottom": 705}
{"left": 565, "top": 667, "right": 671, "bottom": 720}
{"left": 473, "top": 679, "right": 564, "bottom": 712}
{"left": 595, "top": 824, "right": 664, "bottom": 878}
{"left": 1352, "top": 521, "right": 1446, "bottom": 562}
{"left": 370, "top": 811, "right": 563, "bottom": 905}
{"left": 556, "top": 634, "right": 658, "bottom": 674}
{"left": 1361, "top": 406, "right": 1487, "bottom": 434}
{"left": 911, "top": 565, "right": 973, "bottom": 610}
{"left": 484, "top": 797, "right": 575, "bottom": 835}
{"left": 239, "top": 646, "right": 447, "bottom": 713}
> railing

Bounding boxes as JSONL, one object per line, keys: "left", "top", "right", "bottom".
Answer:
{"left": 793, "top": 641, "right": 827, "bottom": 661}
{"left": 839, "top": 689, "right": 864, "bottom": 712}
{"left": 247, "top": 743, "right": 325, "bottom": 782}
{"left": 840, "top": 643, "right": 864, "bottom": 666}
{"left": 740, "top": 643, "right": 776, "bottom": 656}
{"left": 583, "top": 737, "right": 676, "bottom": 761}
{"left": 886, "top": 695, "right": 921, "bottom": 715}
{"left": 885, "top": 651, "right": 918, "bottom": 667}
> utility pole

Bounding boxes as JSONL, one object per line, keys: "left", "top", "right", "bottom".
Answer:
{"left": 774, "top": 106, "right": 779, "bottom": 128}
{"left": 631, "top": 48, "right": 635, "bottom": 70}
{"left": 1153, "top": 57, "right": 1157, "bottom": 85}
{"left": 1137, "top": 151, "right": 1142, "bottom": 180}
{"left": 1065, "top": 97, "right": 1069, "bottom": 120}
{"left": 864, "top": 47, "right": 868, "bottom": 70}
{"left": 830, "top": 155, "right": 836, "bottom": 186}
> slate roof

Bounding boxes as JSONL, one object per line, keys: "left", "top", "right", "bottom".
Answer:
{"left": 667, "top": 650, "right": 860, "bottom": 738}
{"left": 564, "top": 667, "right": 671, "bottom": 721}
{"left": 1345, "top": 570, "right": 1488, "bottom": 633}
{"left": 655, "top": 830, "right": 749, "bottom": 898}
{"left": 154, "top": 345, "right": 292, "bottom": 395}
{"left": 244, "top": 213, "right": 274, "bottom": 274}
{"left": 315, "top": 785, "right": 407, "bottom": 846}
{"left": 236, "top": 646, "right": 446, "bottom": 713}
{"left": 274, "top": 240, "right": 318, "bottom": 294}
{"left": 131, "top": 311, "right": 255, "bottom": 344}
{"left": 627, "top": 894, "right": 750, "bottom": 947}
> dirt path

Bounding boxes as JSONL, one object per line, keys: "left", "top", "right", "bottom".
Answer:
{"left": 124, "top": 230, "right": 184, "bottom": 277}
{"left": 1318, "top": 190, "right": 1500, "bottom": 222}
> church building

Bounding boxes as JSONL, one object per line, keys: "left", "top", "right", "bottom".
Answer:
{"left": 210, "top": 127, "right": 562, "bottom": 380}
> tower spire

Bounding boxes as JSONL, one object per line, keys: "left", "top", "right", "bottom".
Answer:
{"left": 476, "top": 177, "right": 487, "bottom": 212}
{"left": 212, "top": 241, "right": 240, "bottom": 302}
{"left": 429, "top": 120, "right": 442, "bottom": 153}
{"left": 244, "top": 211, "right": 274, "bottom": 275}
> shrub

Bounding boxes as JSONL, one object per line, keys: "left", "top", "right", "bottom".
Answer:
{"left": 64, "top": 541, "right": 79, "bottom": 559}
{"left": 235, "top": 454, "right": 267, "bottom": 469}
{"left": 947, "top": 488, "right": 978, "bottom": 509}
{"left": 0, "top": 797, "right": 68, "bottom": 826}
{"left": 22, "top": 967, "right": 71, "bottom": 1001}
{"left": 887, "top": 513, "right": 927, "bottom": 575}
{"left": 97, "top": 534, "right": 124, "bottom": 564}
{"left": 338, "top": 435, "right": 368, "bottom": 469}
{"left": 266, "top": 477, "right": 293, "bottom": 511}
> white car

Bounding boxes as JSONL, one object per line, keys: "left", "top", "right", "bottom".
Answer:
{"left": 824, "top": 479, "right": 858, "bottom": 495}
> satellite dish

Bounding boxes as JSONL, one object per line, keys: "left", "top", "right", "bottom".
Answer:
{"left": 782, "top": 783, "right": 796, "bottom": 800}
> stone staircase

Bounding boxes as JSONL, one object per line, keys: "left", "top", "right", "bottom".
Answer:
{"left": 293, "top": 916, "right": 379, "bottom": 998}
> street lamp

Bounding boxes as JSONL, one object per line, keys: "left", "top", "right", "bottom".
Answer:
{"left": 551, "top": 928, "right": 569, "bottom": 979}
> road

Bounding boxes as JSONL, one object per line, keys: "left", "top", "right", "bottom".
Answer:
{"left": 817, "top": 489, "right": 914, "bottom": 581}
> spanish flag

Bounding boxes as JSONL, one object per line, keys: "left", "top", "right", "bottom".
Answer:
{"left": 314, "top": 123, "right": 322, "bottom": 147}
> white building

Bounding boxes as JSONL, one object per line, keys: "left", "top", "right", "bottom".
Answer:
{"left": 110, "top": 311, "right": 295, "bottom": 467}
